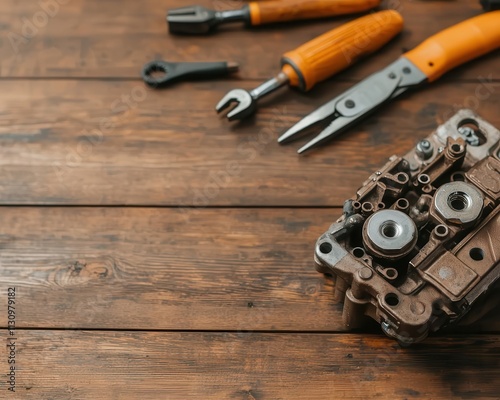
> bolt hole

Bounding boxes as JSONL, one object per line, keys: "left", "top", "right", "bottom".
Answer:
{"left": 448, "top": 191, "right": 470, "bottom": 212}
{"left": 378, "top": 202, "right": 385, "bottom": 210}
{"left": 418, "top": 174, "right": 430, "bottom": 185}
{"left": 385, "top": 293, "right": 400, "bottom": 307}
{"left": 469, "top": 247, "right": 485, "bottom": 261}
{"left": 435, "top": 224, "right": 448, "bottom": 237}
{"left": 345, "top": 99, "right": 356, "bottom": 109}
{"left": 362, "top": 202, "right": 373, "bottom": 212}
{"left": 353, "top": 201, "right": 361, "bottom": 209}
{"left": 396, "top": 198, "right": 409, "bottom": 209}
{"left": 451, "top": 143, "right": 463, "bottom": 153}
{"left": 352, "top": 247, "right": 365, "bottom": 258}
{"left": 397, "top": 173, "right": 407, "bottom": 183}
{"left": 386, "top": 269, "right": 397, "bottom": 279}
{"left": 319, "top": 242, "right": 333, "bottom": 254}
{"left": 380, "top": 221, "right": 399, "bottom": 238}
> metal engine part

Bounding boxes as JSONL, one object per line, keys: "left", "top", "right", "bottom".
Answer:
{"left": 314, "top": 110, "right": 500, "bottom": 345}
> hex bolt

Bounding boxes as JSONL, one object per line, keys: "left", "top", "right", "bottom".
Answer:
{"left": 458, "top": 126, "right": 480, "bottom": 146}
{"left": 416, "top": 139, "right": 434, "bottom": 160}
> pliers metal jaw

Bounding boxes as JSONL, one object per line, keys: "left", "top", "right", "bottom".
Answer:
{"left": 278, "top": 58, "right": 427, "bottom": 153}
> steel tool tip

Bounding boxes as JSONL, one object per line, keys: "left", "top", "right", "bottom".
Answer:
{"left": 277, "top": 128, "right": 297, "bottom": 144}
{"left": 297, "top": 143, "right": 314, "bottom": 154}
{"left": 226, "top": 62, "right": 240, "bottom": 73}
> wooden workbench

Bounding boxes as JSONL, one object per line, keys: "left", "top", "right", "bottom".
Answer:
{"left": 0, "top": 0, "right": 498, "bottom": 398}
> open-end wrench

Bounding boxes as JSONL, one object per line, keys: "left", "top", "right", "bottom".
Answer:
{"left": 142, "top": 59, "right": 239, "bottom": 89}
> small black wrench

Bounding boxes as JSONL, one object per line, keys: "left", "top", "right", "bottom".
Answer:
{"left": 141, "top": 59, "right": 239, "bottom": 89}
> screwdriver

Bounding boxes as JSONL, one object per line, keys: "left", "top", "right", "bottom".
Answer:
{"left": 216, "top": 10, "right": 404, "bottom": 121}
{"left": 167, "top": 0, "right": 381, "bottom": 34}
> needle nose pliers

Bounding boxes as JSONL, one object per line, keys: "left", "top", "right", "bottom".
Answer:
{"left": 278, "top": 11, "right": 500, "bottom": 154}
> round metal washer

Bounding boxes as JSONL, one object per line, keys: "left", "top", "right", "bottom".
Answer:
{"left": 433, "top": 182, "right": 483, "bottom": 225}
{"left": 363, "top": 210, "right": 417, "bottom": 259}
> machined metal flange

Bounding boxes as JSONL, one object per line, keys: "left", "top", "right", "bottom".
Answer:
{"left": 362, "top": 210, "right": 418, "bottom": 260}
{"left": 432, "top": 181, "right": 484, "bottom": 226}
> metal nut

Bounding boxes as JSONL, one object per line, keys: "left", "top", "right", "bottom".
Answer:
{"left": 362, "top": 210, "right": 418, "bottom": 260}
{"left": 433, "top": 182, "right": 483, "bottom": 225}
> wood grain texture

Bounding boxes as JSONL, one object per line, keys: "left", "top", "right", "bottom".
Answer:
{"left": 0, "top": 206, "right": 358, "bottom": 331}
{"left": 0, "top": 330, "right": 498, "bottom": 399}
{"left": 0, "top": 0, "right": 497, "bottom": 80}
{"left": 0, "top": 1, "right": 498, "bottom": 398}
{"left": 0, "top": 207, "right": 497, "bottom": 332}
{"left": 0, "top": 79, "right": 499, "bottom": 206}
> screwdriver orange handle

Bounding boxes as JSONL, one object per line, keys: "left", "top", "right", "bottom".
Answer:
{"left": 280, "top": 10, "right": 404, "bottom": 91}
{"left": 248, "top": 0, "right": 381, "bottom": 26}
{"left": 404, "top": 11, "right": 500, "bottom": 82}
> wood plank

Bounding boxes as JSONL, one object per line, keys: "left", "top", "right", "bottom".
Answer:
{"left": 0, "top": 207, "right": 498, "bottom": 332}
{"left": 0, "top": 0, "right": 496, "bottom": 80}
{"left": 0, "top": 330, "right": 498, "bottom": 399}
{"left": 0, "top": 207, "right": 349, "bottom": 331}
{"left": 0, "top": 79, "right": 499, "bottom": 206}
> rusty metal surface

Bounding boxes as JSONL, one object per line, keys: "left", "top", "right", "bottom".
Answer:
{"left": 314, "top": 110, "right": 500, "bottom": 345}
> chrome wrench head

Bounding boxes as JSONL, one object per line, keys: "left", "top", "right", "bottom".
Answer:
{"left": 216, "top": 89, "right": 257, "bottom": 121}
{"left": 167, "top": 6, "right": 218, "bottom": 34}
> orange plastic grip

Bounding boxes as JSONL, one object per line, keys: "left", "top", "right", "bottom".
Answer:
{"left": 281, "top": 10, "right": 404, "bottom": 91}
{"left": 405, "top": 11, "right": 500, "bottom": 82}
{"left": 248, "top": 0, "right": 381, "bottom": 26}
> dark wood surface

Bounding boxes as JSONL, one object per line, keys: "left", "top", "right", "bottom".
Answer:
{"left": 0, "top": 331, "right": 499, "bottom": 399}
{"left": 0, "top": 0, "right": 498, "bottom": 398}
{"left": 0, "top": 80, "right": 499, "bottom": 206}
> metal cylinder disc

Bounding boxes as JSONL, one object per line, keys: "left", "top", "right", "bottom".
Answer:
{"left": 363, "top": 210, "right": 418, "bottom": 260}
